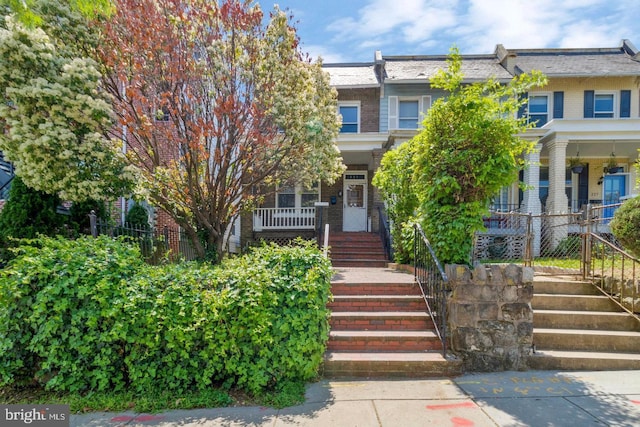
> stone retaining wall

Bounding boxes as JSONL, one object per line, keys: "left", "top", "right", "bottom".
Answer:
{"left": 446, "top": 264, "right": 534, "bottom": 371}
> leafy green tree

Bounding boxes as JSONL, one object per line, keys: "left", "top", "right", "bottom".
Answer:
{"left": 125, "top": 203, "right": 150, "bottom": 229}
{"left": 372, "top": 141, "right": 418, "bottom": 263}
{"left": 0, "top": 175, "right": 66, "bottom": 240}
{"left": 0, "top": 11, "right": 135, "bottom": 202}
{"left": 375, "top": 48, "right": 546, "bottom": 265}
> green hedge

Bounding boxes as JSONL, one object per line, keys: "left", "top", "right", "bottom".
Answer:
{"left": 611, "top": 196, "right": 640, "bottom": 258}
{"left": 0, "top": 236, "right": 332, "bottom": 395}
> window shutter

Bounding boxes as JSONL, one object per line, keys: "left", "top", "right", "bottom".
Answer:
{"left": 620, "top": 90, "right": 631, "bottom": 118}
{"left": 584, "top": 90, "right": 594, "bottom": 118}
{"left": 517, "top": 92, "right": 528, "bottom": 118}
{"left": 578, "top": 164, "right": 589, "bottom": 210}
{"left": 553, "top": 91, "right": 564, "bottom": 119}
{"left": 419, "top": 96, "right": 431, "bottom": 128}
{"left": 388, "top": 96, "right": 398, "bottom": 130}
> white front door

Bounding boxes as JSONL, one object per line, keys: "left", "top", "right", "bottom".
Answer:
{"left": 343, "top": 172, "right": 368, "bottom": 231}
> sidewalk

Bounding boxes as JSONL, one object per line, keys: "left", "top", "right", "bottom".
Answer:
{"left": 72, "top": 370, "right": 640, "bottom": 426}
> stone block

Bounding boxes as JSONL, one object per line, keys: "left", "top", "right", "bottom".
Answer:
{"left": 517, "top": 284, "right": 534, "bottom": 301}
{"left": 489, "top": 265, "right": 505, "bottom": 285}
{"left": 517, "top": 322, "right": 534, "bottom": 339}
{"left": 472, "top": 265, "right": 488, "bottom": 284}
{"left": 504, "top": 264, "right": 521, "bottom": 285}
{"left": 478, "top": 303, "right": 499, "bottom": 320}
{"left": 501, "top": 303, "right": 532, "bottom": 322}
{"left": 461, "top": 353, "right": 505, "bottom": 372}
{"left": 522, "top": 266, "right": 534, "bottom": 284}
{"left": 446, "top": 264, "right": 471, "bottom": 284}
{"left": 502, "top": 285, "right": 518, "bottom": 302}
{"left": 448, "top": 303, "right": 477, "bottom": 326}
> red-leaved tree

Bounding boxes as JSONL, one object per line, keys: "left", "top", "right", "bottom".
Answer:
{"left": 97, "top": 0, "right": 343, "bottom": 260}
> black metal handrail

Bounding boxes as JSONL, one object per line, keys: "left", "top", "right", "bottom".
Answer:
{"left": 414, "top": 223, "right": 449, "bottom": 357}
{"left": 377, "top": 206, "right": 393, "bottom": 262}
{"left": 583, "top": 231, "right": 640, "bottom": 322}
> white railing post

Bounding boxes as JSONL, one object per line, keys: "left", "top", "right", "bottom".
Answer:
{"left": 323, "top": 223, "right": 329, "bottom": 258}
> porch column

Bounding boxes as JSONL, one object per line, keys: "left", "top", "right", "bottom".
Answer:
{"left": 523, "top": 143, "right": 542, "bottom": 256}
{"left": 547, "top": 139, "right": 569, "bottom": 250}
{"left": 547, "top": 139, "right": 569, "bottom": 214}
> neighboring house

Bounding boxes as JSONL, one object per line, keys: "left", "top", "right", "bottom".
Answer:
{"left": 241, "top": 60, "right": 386, "bottom": 248}
{"left": 498, "top": 40, "right": 640, "bottom": 217}
{"left": 501, "top": 41, "right": 640, "bottom": 254}
{"left": 242, "top": 40, "right": 640, "bottom": 256}
{"left": 108, "top": 39, "right": 640, "bottom": 258}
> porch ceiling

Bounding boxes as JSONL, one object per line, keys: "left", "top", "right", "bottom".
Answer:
{"left": 341, "top": 151, "right": 376, "bottom": 169}
{"left": 537, "top": 118, "right": 640, "bottom": 159}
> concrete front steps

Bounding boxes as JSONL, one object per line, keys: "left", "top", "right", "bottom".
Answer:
{"left": 323, "top": 267, "right": 462, "bottom": 378}
{"left": 329, "top": 232, "right": 388, "bottom": 267}
{"left": 529, "top": 274, "right": 640, "bottom": 370}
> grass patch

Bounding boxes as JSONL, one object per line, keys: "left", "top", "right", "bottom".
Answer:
{"left": 532, "top": 258, "right": 581, "bottom": 270}
{"left": 0, "top": 379, "right": 309, "bottom": 413}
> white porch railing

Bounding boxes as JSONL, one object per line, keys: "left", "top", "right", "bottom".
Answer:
{"left": 253, "top": 207, "right": 316, "bottom": 231}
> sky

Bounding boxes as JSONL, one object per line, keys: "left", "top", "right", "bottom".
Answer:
{"left": 255, "top": 0, "right": 640, "bottom": 63}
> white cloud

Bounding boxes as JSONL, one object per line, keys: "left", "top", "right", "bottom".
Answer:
{"left": 328, "top": 0, "right": 461, "bottom": 44}
{"left": 313, "top": 0, "right": 640, "bottom": 60}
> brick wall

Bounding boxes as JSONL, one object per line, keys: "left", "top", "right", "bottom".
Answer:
{"left": 338, "top": 88, "right": 380, "bottom": 132}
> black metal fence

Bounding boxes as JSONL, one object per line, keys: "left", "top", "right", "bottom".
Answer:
{"left": 414, "top": 223, "right": 448, "bottom": 357}
{"left": 474, "top": 203, "right": 628, "bottom": 267}
{"left": 89, "top": 212, "right": 199, "bottom": 264}
{"left": 582, "top": 204, "right": 639, "bottom": 318}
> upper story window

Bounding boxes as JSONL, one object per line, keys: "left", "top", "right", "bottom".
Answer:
{"left": 399, "top": 100, "right": 419, "bottom": 129}
{"left": 528, "top": 95, "right": 549, "bottom": 127}
{"left": 338, "top": 103, "right": 359, "bottom": 133}
{"left": 388, "top": 96, "right": 431, "bottom": 130}
{"left": 277, "top": 182, "right": 319, "bottom": 208}
{"left": 594, "top": 93, "right": 614, "bottom": 118}
{"left": 584, "top": 90, "right": 631, "bottom": 118}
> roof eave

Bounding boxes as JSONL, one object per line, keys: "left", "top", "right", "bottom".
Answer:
{"left": 332, "top": 84, "right": 380, "bottom": 89}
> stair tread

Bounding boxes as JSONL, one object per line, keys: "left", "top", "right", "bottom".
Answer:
{"left": 333, "top": 295, "right": 423, "bottom": 300}
{"left": 533, "top": 294, "right": 611, "bottom": 298}
{"left": 325, "top": 351, "right": 448, "bottom": 362}
{"left": 331, "top": 311, "right": 429, "bottom": 318}
{"left": 532, "top": 349, "right": 640, "bottom": 360}
{"left": 534, "top": 309, "right": 634, "bottom": 316}
{"left": 534, "top": 328, "right": 640, "bottom": 336}
{"left": 330, "top": 330, "right": 437, "bottom": 338}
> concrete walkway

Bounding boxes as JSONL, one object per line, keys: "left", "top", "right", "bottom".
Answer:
{"left": 71, "top": 370, "right": 640, "bottom": 426}
{"left": 330, "top": 266, "right": 415, "bottom": 284}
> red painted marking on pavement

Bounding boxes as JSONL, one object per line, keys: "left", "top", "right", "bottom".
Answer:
{"left": 426, "top": 401, "right": 476, "bottom": 410}
{"left": 631, "top": 400, "right": 640, "bottom": 405}
{"left": 135, "top": 415, "right": 165, "bottom": 422}
{"left": 111, "top": 416, "right": 134, "bottom": 422}
{"left": 452, "top": 417, "right": 475, "bottom": 426}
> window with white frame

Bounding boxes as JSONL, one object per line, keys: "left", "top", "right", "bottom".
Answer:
{"left": 399, "top": 100, "right": 419, "bottom": 129}
{"left": 388, "top": 96, "right": 431, "bottom": 130}
{"left": 594, "top": 93, "right": 614, "bottom": 118}
{"left": 338, "top": 103, "right": 359, "bottom": 133}
{"left": 277, "top": 182, "right": 319, "bottom": 208}
{"left": 528, "top": 94, "right": 549, "bottom": 127}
